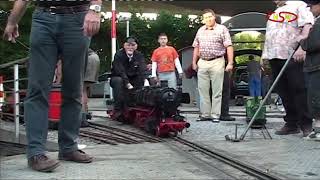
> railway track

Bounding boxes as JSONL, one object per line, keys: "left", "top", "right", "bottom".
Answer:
{"left": 0, "top": 141, "right": 27, "bottom": 156}
{"left": 79, "top": 122, "right": 163, "bottom": 145}
{"left": 172, "top": 137, "right": 284, "bottom": 180}
{"left": 81, "top": 117, "right": 284, "bottom": 179}
{"left": 179, "top": 111, "right": 284, "bottom": 118}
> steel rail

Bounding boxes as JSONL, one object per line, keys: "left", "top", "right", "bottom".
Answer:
{"left": 3, "top": 78, "right": 28, "bottom": 83}
{"left": 0, "top": 112, "right": 24, "bottom": 117}
{"left": 88, "top": 125, "right": 146, "bottom": 143}
{"left": 179, "top": 110, "right": 284, "bottom": 118}
{"left": 79, "top": 133, "right": 118, "bottom": 145}
{"left": 89, "top": 122, "right": 163, "bottom": 143}
{"left": 0, "top": 140, "right": 27, "bottom": 148}
{"left": 173, "top": 137, "right": 284, "bottom": 180}
{"left": 91, "top": 115, "right": 109, "bottom": 119}
{"left": 80, "top": 130, "right": 141, "bottom": 144}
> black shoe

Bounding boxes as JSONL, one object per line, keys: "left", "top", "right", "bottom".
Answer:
{"left": 86, "top": 112, "right": 92, "bottom": 120}
{"left": 275, "top": 125, "right": 300, "bottom": 135}
{"left": 219, "top": 115, "right": 236, "bottom": 121}
{"left": 112, "top": 110, "right": 123, "bottom": 121}
{"left": 301, "top": 124, "right": 313, "bottom": 137}
{"left": 81, "top": 120, "right": 89, "bottom": 128}
{"left": 196, "top": 117, "right": 213, "bottom": 121}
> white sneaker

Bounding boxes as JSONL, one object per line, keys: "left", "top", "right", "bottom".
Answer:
{"left": 211, "top": 114, "right": 220, "bottom": 123}
{"left": 77, "top": 144, "right": 87, "bottom": 150}
{"left": 212, "top": 118, "right": 220, "bottom": 123}
{"left": 304, "top": 131, "right": 320, "bottom": 141}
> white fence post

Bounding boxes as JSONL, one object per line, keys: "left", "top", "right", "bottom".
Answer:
{"left": 14, "top": 64, "right": 20, "bottom": 142}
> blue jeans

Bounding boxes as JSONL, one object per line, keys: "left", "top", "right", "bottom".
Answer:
{"left": 249, "top": 75, "right": 261, "bottom": 97}
{"left": 24, "top": 9, "right": 90, "bottom": 158}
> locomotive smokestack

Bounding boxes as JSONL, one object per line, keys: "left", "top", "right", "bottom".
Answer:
{"left": 160, "top": 80, "right": 168, "bottom": 88}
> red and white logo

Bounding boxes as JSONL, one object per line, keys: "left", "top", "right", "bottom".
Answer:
{"left": 267, "top": 11, "right": 298, "bottom": 23}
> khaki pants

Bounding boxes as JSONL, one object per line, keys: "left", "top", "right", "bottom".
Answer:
{"left": 197, "top": 57, "right": 225, "bottom": 118}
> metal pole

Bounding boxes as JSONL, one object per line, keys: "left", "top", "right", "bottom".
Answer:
{"left": 110, "top": 0, "right": 116, "bottom": 100}
{"left": 126, "top": 20, "right": 130, "bottom": 37}
{"left": 239, "top": 45, "right": 299, "bottom": 140}
{"left": 14, "top": 64, "right": 20, "bottom": 142}
{"left": 0, "top": 76, "right": 4, "bottom": 110}
{"left": 111, "top": 0, "right": 116, "bottom": 62}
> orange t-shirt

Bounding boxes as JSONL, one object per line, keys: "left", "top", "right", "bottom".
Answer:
{"left": 151, "top": 46, "right": 179, "bottom": 72}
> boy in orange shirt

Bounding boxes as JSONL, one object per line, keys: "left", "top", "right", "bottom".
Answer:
{"left": 151, "top": 33, "right": 183, "bottom": 89}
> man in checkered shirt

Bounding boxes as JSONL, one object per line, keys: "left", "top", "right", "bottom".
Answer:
{"left": 192, "top": 9, "right": 234, "bottom": 122}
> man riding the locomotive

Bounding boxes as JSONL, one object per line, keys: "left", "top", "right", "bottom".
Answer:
{"left": 110, "top": 36, "right": 149, "bottom": 121}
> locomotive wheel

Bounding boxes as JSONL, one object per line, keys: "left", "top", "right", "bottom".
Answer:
{"left": 144, "top": 117, "right": 156, "bottom": 135}
{"left": 173, "top": 131, "right": 178, "bottom": 137}
{"left": 168, "top": 131, "right": 178, "bottom": 137}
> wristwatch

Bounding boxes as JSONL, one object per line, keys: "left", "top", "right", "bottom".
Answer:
{"left": 89, "top": 4, "right": 102, "bottom": 13}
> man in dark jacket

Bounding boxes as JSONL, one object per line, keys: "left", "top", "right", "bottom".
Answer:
{"left": 110, "top": 37, "right": 148, "bottom": 119}
{"left": 301, "top": 0, "right": 320, "bottom": 140}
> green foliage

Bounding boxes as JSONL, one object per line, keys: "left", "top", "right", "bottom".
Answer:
{"left": 233, "top": 32, "right": 265, "bottom": 65}
{"left": 0, "top": 1, "right": 13, "bottom": 10}
{"left": 0, "top": 4, "right": 34, "bottom": 78}
{"left": 0, "top": 8, "right": 202, "bottom": 75}
{"left": 90, "top": 10, "right": 202, "bottom": 72}
{"left": 1, "top": 5, "right": 266, "bottom": 75}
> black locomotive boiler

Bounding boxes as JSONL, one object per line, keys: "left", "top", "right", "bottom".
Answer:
{"left": 108, "top": 80, "right": 190, "bottom": 137}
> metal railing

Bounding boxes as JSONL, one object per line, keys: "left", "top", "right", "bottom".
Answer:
{"left": 0, "top": 57, "right": 28, "bottom": 142}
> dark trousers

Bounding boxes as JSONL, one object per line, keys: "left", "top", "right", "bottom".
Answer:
{"left": 261, "top": 75, "right": 272, "bottom": 105}
{"left": 24, "top": 10, "right": 90, "bottom": 158}
{"left": 221, "top": 71, "right": 231, "bottom": 116}
{"left": 306, "top": 70, "right": 320, "bottom": 118}
{"left": 269, "top": 59, "right": 312, "bottom": 128}
{"left": 110, "top": 76, "right": 143, "bottom": 111}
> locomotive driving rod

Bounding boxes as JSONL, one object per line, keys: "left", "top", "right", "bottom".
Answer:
{"left": 225, "top": 45, "right": 300, "bottom": 142}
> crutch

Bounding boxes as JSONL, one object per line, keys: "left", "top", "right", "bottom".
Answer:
{"left": 225, "top": 45, "right": 300, "bottom": 142}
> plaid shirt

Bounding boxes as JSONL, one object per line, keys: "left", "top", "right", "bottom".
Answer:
{"left": 192, "top": 24, "right": 232, "bottom": 60}
{"left": 262, "top": 1, "right": 314, "bottom": 60}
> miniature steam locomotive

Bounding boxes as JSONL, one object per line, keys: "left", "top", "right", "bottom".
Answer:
{"left": 108, "top": 80, "right": 190, "bottom": 137}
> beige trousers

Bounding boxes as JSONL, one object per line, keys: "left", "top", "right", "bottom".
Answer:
{"left": 197, "top": 57, "right": 225, "bottom": 118}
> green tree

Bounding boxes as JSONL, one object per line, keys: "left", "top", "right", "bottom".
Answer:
{"left": 0, "top": 7, "right": 201, "bottom": 77}
{"left": 0, "top": 3, "right": 34, "bottom": 80}
{"left": 232, "top": 32, "right": 264, "bottom": 65}
{"left": 90, "top": 10, "right": 201, "bottom": 72}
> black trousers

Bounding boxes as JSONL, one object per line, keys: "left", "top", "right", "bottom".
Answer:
{"left": 221, "top": 71, "right": 231, "bottom": 116}
{"left": 306, "top": 70, "right": 320, "bottom": 118}
{"left": 110, "top": 76, "right": 143, "bottom": 111}
{"left": 269, "top": 59, "right": 312, "bottom": 128}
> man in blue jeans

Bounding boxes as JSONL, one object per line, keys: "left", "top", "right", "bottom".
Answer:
{"left": 3, "top": 0, "right": 102, "bottom": 172}
{"left": 247, "top": 55, "right": 262, "bottom": 97}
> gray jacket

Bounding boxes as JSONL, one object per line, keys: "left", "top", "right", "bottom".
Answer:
{"left": 301, "top": 17, "right": 320, "bottom": 73}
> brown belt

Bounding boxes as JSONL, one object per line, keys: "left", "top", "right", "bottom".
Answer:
{"left": 37, "top": 5, "right": 89, "bottom": 14}
{"left": 201, "top": 56, "right": 223, "bottom": 61}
